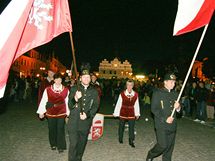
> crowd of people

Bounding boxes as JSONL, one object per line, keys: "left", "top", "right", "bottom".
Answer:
{"left": 1, "top": 69, "right": 214, "bottom": 161}
{"left": 2, "top": 71, "right": 215, "bottom": 123}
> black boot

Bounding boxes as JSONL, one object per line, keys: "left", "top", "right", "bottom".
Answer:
{"left": 129, "top": 139, "right": 135, "bottom": 148}
{"left": 119, "top": 138, "right": 123, "bottom": 144}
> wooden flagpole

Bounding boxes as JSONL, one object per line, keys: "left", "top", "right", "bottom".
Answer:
{"left": 68, "top": 32, "right": 84, "bottom": 114}
{"left": 69, "top": 32, "right": 78, "bottom": 80}
{"left": 171, "top": 24, "right": 209, "bottom": 117}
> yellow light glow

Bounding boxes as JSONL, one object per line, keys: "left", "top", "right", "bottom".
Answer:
{"left": 136, "top": 75, "right": 145, "bottom": 79}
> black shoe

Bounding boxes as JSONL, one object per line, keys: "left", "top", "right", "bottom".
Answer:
{"left": 146, "top": 155, "right": 153, "bottom": 161}
{"left": 51, "top": 146, "right": 57, "bottom": 150}
{"left": 58, "top": 149, "right": 64, "bottom": 153}
{"left": 119, "top": 140, "right": 123, "bottom": 144}
{"left": 129, "top": 142, "right": 135, "bottom": 148}
{"left": 146, "top": 158, "right": 153, "bottom": 161}
{"left": 129, "top": 139, "right": 135, "bottom": 148}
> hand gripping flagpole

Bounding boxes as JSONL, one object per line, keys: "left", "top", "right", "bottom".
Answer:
{"left": 171, "top": 24, "right": 209, "bottom": 118}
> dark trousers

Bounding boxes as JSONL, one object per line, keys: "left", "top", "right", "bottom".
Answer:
{"left": 196, "top": 101, "right": 207, "bottom": 121}
{"left": 47, "top": 118, "right": 66, "bottom": 150}
{"left": 190, "top": 99, "right": 196, "bottom": 117}
{"left": 147, "top": 128, "right": 176, "bottom": 161}
{"left": 118, "top": 119, "right": 135, "bottom": 142}
{"left": 68, "top": 129, "right": 89, "bottom": 161}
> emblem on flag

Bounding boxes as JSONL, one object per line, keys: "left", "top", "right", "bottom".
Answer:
{"left": 0, "top": 0, "right": 72, "bottom": 98}
{"left": 88, "top": 113, "right": 104, "bottom": 141}
{"left": 28, "top": 0, "right": 53, "bottom": 30}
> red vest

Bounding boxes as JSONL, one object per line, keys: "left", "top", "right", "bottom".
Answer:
{"left": 45, "top": 86, "right": 69, "bottom": 118}
{"left": 119, "top": 91, "right": 138, "bottom": 120}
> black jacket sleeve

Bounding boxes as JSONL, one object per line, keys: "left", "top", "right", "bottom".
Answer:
{"left": 68, "top": 86, "right": 78, "bottom": 109}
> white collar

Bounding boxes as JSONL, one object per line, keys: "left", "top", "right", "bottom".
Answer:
{"left": 53, "top": 84, "right": 63, "bottom": 91}
{"left": 125, "top": 89, "right": 134, "bottom": 96}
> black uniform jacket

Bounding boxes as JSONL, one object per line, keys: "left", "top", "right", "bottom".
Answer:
{"left": 68, "top": 84, "right": 99, "bottom": 131}
{"left": 151, "top": 88, "right": 179, "bottom": 131}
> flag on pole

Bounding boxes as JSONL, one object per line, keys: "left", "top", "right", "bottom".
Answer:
{"left": 173, "top": 0, "right": 215, "bottom": 36}
{"left": 0, "top": 0, "right": 72, "bottom": 98}
{"left": 88, "top": 113, "right": 104, "bottom": 141}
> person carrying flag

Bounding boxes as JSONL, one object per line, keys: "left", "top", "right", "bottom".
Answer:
{"left": 67, "top": 65, "right": 99, "bottom": 161}
{"left": 146, "top": 73, "right": 181, "bottom": 161}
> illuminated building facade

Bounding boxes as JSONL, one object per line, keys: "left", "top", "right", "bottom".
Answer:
{"left": 11, "top": 50, "right": 67, "bottom": 78}
{"left": 98, "top": 58, "right": 133, "bottom": 79}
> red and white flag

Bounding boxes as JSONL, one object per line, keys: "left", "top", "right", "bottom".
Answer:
{"left": 88, "top": 113, "right": 104, "bottom": 141}
{"left": 0, "top": 0, "right": 72, "bottom": 98}
{"left": 173, "top": 0, "right": 215, "bottom": 36}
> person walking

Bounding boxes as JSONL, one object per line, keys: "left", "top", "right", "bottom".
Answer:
{"left": 67, "top": 66, "right": 99, "bottom": 161}
{"left": 146, "top": 73, "right": 181, "bottom": 161}
{"left": 113, "top": 79, "right": 140, "bottom": 148}
{"left": 37, "top": 73, "right": 70, "bottom": 153}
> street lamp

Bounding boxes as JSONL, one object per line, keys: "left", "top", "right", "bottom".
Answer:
{"left": 66, "top": 69, "right": 72, "bottom": 76}
{"left": 40, "top": 67, "right": 45, "bottom": 71}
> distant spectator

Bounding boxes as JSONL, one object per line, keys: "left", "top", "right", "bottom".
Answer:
{"left": 142, "top": 92, "right": 150, "bottom": 109}
{"left": 189, "top": 82, "right": 197, "bottom": 118}
{"left": 194, "top": 82, "right": 208, "bottom": 124}
{"left": 206, "top": 84, "right": 215, "bottom": 120}
{"left": 38, "top": 70, "right": 55, "bottom": 105}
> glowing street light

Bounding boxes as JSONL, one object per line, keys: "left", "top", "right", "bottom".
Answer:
{"left": 136, "top": 75, "right": 145, "bottom": 79}
{"left": 40, "top": 67, "right": 45, "bottom": 71}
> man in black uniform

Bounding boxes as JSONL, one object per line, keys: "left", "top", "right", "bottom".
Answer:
{"left": 146, "top": 73, "right": 181, "bottom": 161}
{"left": 67, "top": 68, "right": 99, "bottom": 161}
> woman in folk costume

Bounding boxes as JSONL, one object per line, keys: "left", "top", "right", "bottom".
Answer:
{"left": 37, "top": 73, "right": 70, "bottom": 153}
{"left": 113, "top": 79, "right": 140, "bottom": 148}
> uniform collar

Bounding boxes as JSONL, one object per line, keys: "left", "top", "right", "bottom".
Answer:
{"left": 163, "top": 87, "right": 172, "bottom": 93}
{"left": 81, "top": 83, "right": 90, "bottom": 90}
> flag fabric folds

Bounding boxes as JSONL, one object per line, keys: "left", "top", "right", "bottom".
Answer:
{"left": 0, "top": 0, "right": 72, "bottom": 98}
{"left": 173, "top": 0, "right": 215, "bottom": 36}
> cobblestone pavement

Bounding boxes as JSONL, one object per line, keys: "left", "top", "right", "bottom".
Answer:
{"left": 0, "top": 99, "right": 215, "bottom": 161}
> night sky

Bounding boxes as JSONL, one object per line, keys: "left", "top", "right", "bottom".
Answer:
{"left": 1, "top": 0, "right": 215, "bottom": 77}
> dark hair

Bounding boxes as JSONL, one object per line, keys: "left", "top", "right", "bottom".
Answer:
{"left": 53, "top": 73, "right": 63, "bottom": 79}
{"left": 91, "top": 73, "right": 97, "bottom": 78}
